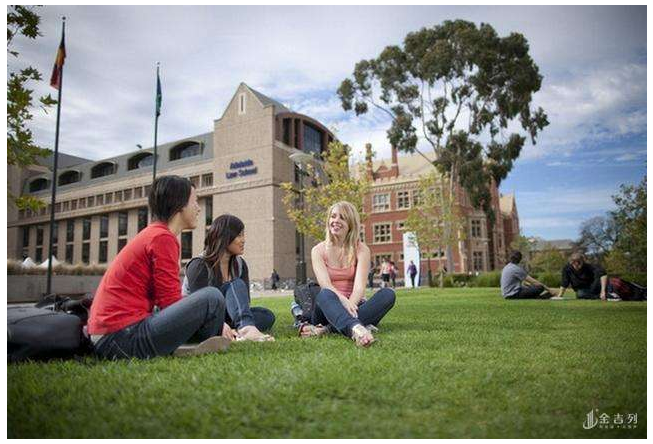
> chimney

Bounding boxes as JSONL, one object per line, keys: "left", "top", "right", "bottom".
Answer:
{"left": 390, "top": 145, "right": 399, "bottom": 177}
{"left": 365, "top": 143, "right": 374, "bottom": 180}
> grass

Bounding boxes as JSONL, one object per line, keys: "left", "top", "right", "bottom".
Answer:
{"left": 7, "top": 288, "right": 646, "bottom": 438}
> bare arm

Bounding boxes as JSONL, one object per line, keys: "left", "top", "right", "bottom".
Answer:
{"left": 600, "top": 275, "right": 608, "bottom": 299}
{"left": 525, "top": 275, "right": 552, "bottom": 292}
{"left": 349, "top": 244, "right": 371, "bottom": 305}
{"left": 558, "top": 286, "right": 568, "bottom": 298}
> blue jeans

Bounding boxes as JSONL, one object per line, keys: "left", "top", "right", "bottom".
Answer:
{"left": 93, "top": 286, "right": 225, "bottom": 360}
{"left": 220, "top": 278, "right": 275, "bottom": 332}
{"left": 312, "top": 288, "right": 396, "bottom": 337}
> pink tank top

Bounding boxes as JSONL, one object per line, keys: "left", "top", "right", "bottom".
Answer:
{"left": 322, "top": 242, "right": 359, "bottom": 298}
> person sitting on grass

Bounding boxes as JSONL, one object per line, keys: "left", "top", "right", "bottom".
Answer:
{"left": 184, "top": 214, "right": 275, "bottom": 342}
{"left": 299, "top": 201, "right": 396, "bottom": 347}
{"left": 557, "top": 252, "right": 615, "bottom": 300}
{"left": 500, "top": 250, "right": 560, "bottom": 300}
{"left": 88, "top": 175, "right": 230, "bottom": 359}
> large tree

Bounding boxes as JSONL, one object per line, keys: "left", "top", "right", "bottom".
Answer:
{"left": 7, "top": 5, "right": 56, "bottom": 211}
{"left": 574, "top": 215, "right": 617, "bottom": 261}
{"left": 281, "top": 140, "right": 371, "bottom": 241}
{"left": 338, "top": 20, "right": 548, "bottom": 224}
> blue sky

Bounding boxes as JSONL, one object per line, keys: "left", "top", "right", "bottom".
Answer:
{"left": 9, "top": 5, "right": 647, "bottom": 241}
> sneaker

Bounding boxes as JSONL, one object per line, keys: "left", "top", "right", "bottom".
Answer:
{"left": 549, "top": 296, "right": 564, "bottom": 300}
{"left": 607, "top": 293, "right": 622, "bottom": 302}
{"left": 173, "top": 336, "right": 230, "bottom": 357}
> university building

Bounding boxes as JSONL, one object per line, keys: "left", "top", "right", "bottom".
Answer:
{"left": 356, "top": 144, "right": 520, "bottom": 278}
{"left": 7, "top": 83, "right": 335, "bottom": 283}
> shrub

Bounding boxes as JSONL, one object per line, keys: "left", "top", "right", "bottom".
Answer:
{"left": 532, "top": 272, "right": 562, "bottom": 288}
{"left": 7, "top": 260, "right": 107, "bottom": 276}
{"left": 469, "top": 271, "right": 502, "bottom": 287}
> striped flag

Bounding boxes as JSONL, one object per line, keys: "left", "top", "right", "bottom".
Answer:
{"left": 49, "top": 26, "right": 66, "bottom": 89}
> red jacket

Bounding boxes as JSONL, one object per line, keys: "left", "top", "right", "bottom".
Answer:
{"left": 88, "top": 222, "right": 182, "bottom": 335}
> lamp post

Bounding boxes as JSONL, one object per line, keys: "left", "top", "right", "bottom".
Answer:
{"left": 289, "top": 152, "right": 327, "bottom": 286}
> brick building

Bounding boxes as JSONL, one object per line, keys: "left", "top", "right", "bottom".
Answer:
{"left": 356, "top": 144, "right": 520, "bottom": 279}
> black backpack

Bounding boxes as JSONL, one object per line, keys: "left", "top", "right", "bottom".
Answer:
{"left": 293, "top": 282, "right": 321, "bottom": 323}
{"left": 8, "top": 295, "right": 93, "bottom": 363}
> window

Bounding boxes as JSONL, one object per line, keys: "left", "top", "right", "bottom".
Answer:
{"left": 373, "top": 223, "right": 392, "bottom": 244}
{"left": 397, "top": 221, "right": 405, "bottom": 231}
{"left": 303, "top": 123, "right": 323, "bottom": 157}
{"left": 51, "top": 221, "right": 58, "bottom": 244}
{"left": 82, "top": 218, "right": 91, "bottom": 240}
{"left": 36, "top": 226, "right": 44, "bottom": 246}
{"left": 64, "top": 201, "right": 71, "bottom": 212}
{"left": 105, "top": 193, "right": 113, "bottom": 204}
{"left": 71, "top": 200, "right": 77, "bottom": 211}
{"left": 79, "top": 198, "right": 87, "bottom": 209}
{"left": 397, "top": 190, "right": 411, "bottom": 209}
{"left": 128, "top": 152, "right": 154, "bottom": 170}
{"left": 138, "top": 207, "right": 148, "bottom": 232}
{"left": 114, "top": 191, "right": 122, "bottom": 202}
{"left": 124, "top": 189, "right": 132, "bottom": 201}
{"left": 118, "top": 212, "right": 128, "bottom": 236}
{"left": 372, "top": 194, "right": 390, "bottom": 212}
{"left": 22, "top": 226, "right": 30, "bottom": 248}
{"left": 374, "top": 254, "right": 392, "bottom": 267}
{"left": 82, "top": 243, "right": 90, "bottom": 264}
{"left": 55, "top": 203, "right": 61, "bottom": 213}
{"left": 66, "top": 220, "right": 74, "bottom": 243}
{"left": 170, "top": 141, "right": 202, "bottom": 161}
{"left": 473, "top": 251, "right": 484, "bottom": 272}
{"left": 65, "top": 244, "right": 73, "bottom": 263}
{"left": 35, "top": 247, "right": 43, "bottom": 263}
{"left": 205, "top": 197, "right": 213, "bottom": 226}
{"left": 189, "top": 176, "right": 200, "bottom": 188}
{"left": 144, "top": 185, "right": 151, "bottom": 197}
{"left": 87, "top": 196, "right": 95, "bottom": 207}
{"left": 181, "top": 231, "right": 193, "bottom": 259}
{"left": 29, "top": 178, "right": 49, "bottom": 193}
{"left": 51, "top": 246, "right": 58, "bottom": 260}
{"left": 134, "top": 187, "right": 143, "bottom": 199}
{"left": 91, "top": 162, "right": 117, "bottom": 179}
{"left": 238, "top": 93, "right": 246, "bottom": 114}
{"left": 412, "top": 190, "right": 422, "bottom": 206}
{"left": 201, "top": 173, "right": 213, "bottom": 188}
{"left": 471, "top": 219, "right": 482, "bottom": 238}
{"left": 99, "top": 241, "right": 108, "bottom": 263}
{"left": 96, "top": 194, "right": 104, "bottom": 206}
{"left": 100, "top": 215, "right": 109, "bottom": 238}
{"left": 59, "top": 170, "right": 80, "bottom": 186}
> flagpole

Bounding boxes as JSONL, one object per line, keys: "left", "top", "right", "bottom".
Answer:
{"left": 153, "top": 62, "right": 160, "bottom": 183}
{"left": 46, "top": 17, "right": 65, "bottom": 297}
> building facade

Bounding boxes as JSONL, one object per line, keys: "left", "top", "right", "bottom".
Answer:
{"left": 7, "top": 83, "right": 334, "bottom": 283}
{"left": 357, "top": 144, "right": 520, "bottom": 278}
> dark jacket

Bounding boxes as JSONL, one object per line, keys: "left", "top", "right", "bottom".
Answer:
{"left": 561, "top": 262, "right": 606, "bottom": 290}
{"left": 185, "top": 255, "right": 250, "bottom": 298}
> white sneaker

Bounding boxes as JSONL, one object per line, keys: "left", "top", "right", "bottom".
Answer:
{"left": 549, "top": 296, "right": 564, "bottom": 300}
{"left": 173, "top": 336, "right": 230, "bottom": 357}
{"left": 607, "top": 293, "right": 622, "bottom": 302}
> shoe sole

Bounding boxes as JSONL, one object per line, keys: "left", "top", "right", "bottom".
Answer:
{"left": 173, "top": 336, "right": 230, "bottom": 357}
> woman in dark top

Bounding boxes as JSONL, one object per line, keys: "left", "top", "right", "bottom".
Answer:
{"left": 185, "top": 214, "right": 275, "bottom": 342}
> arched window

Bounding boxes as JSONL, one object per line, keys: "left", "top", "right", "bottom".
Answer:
{"left": 58, "top": 170, "right": 81, "bottom": 186}
{"left": 170, "top": 141, "right": 202, "bottom": 161}
{"left": 29, "top": 178, "right": 49, "bottom": 193}
{"left": 128, "top": 152, "right": 154, "bottom": 170}
{"left": 91, "top": 162, "right": 117, "bottom": 179}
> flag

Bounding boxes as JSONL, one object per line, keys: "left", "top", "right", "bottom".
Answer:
{"left": 50, "top": 27, "right": 66, "bottom": 90}
{"left": 155, "top": 67, "right": 162, "bottom": 117}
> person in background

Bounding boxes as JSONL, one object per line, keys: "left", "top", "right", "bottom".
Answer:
{"left": 389, "top": 261, "right": 397, "bottom": 288}
{"left": 558, "top": 252, "right": 616, "bottom": 300}
{"left": 299, "top": 201, "right": 396, "bottom": 347}
{"left": 500, "top": 250, "right": 560, "bottom": 300}
{"left": 367, "top": 261, "right": 376, "bottom": 289}
{"left": 88, "top": 175, "right": 230, "bottom": 359}
{"left": 380, "top": 258, "right": 391, "bottom": 288}
{"left": 185, "top": 214, "right": 275, "bottom": 341}
{"left": 271, "top": 269, "right": 280, "bottom": 290}
{"left": 407, "top": 260, "right": 418, "bottom": 288}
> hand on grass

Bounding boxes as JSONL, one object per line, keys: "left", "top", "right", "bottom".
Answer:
{"left": 221, "top": 323, "right": 236, "bottom": 341}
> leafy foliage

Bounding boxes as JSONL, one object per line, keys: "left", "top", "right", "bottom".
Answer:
{"left": 509, "top": 234, "right": 532, "bottom": 270}
{"left": 7, "top": 6, "right": 56, "bottom": 211}
{"left": 281, "top": 140, "right": 371, "bottom": 241}
{"left": 529, "top": 248, "right": 567, "bottom": 274}
{"left": 338, "top": 20, "right": 548, "bottom": 222}
{"left": 573, "top": 216, "right": 616, "bottom": 262}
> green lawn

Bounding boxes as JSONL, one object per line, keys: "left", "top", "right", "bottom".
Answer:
{"left": 7, "top": 288, "right": 646, "bottom": 438}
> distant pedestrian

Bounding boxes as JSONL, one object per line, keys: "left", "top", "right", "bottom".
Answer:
{"left": 407, "top": 260, "right": 418, "bottom": 288}
{"left": 380, "top": 258, "right": 391, "bottom": 288}
{"left": 271, "top": 269, "right": 280, "bottom": 290}
{"left": 367, "top": 261, "right": 376, "bottom": 288}
{"left": 389, "top": 261, "right": 397, "bottom": 288}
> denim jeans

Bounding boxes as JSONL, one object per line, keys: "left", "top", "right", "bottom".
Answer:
{"left": 312, "top": 287, "right": 396, "bottom": 337}
{"left": 220, "top": 278, "right": 275, "bottom": 332}
{"left": 93, "top": 286, "right": 225, "bottom": 360}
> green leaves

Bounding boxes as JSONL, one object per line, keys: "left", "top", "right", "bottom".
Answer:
{"left": 339, "top": 19, "right": 548, "bottom": 228}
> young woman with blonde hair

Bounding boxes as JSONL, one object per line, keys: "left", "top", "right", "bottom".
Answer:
{"left": 299, "top": 201, "right": 396, "bottom": 347}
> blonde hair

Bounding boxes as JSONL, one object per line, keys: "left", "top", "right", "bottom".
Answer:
{"left": 325, "top": 201, "right": 360, "bottom": 265}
